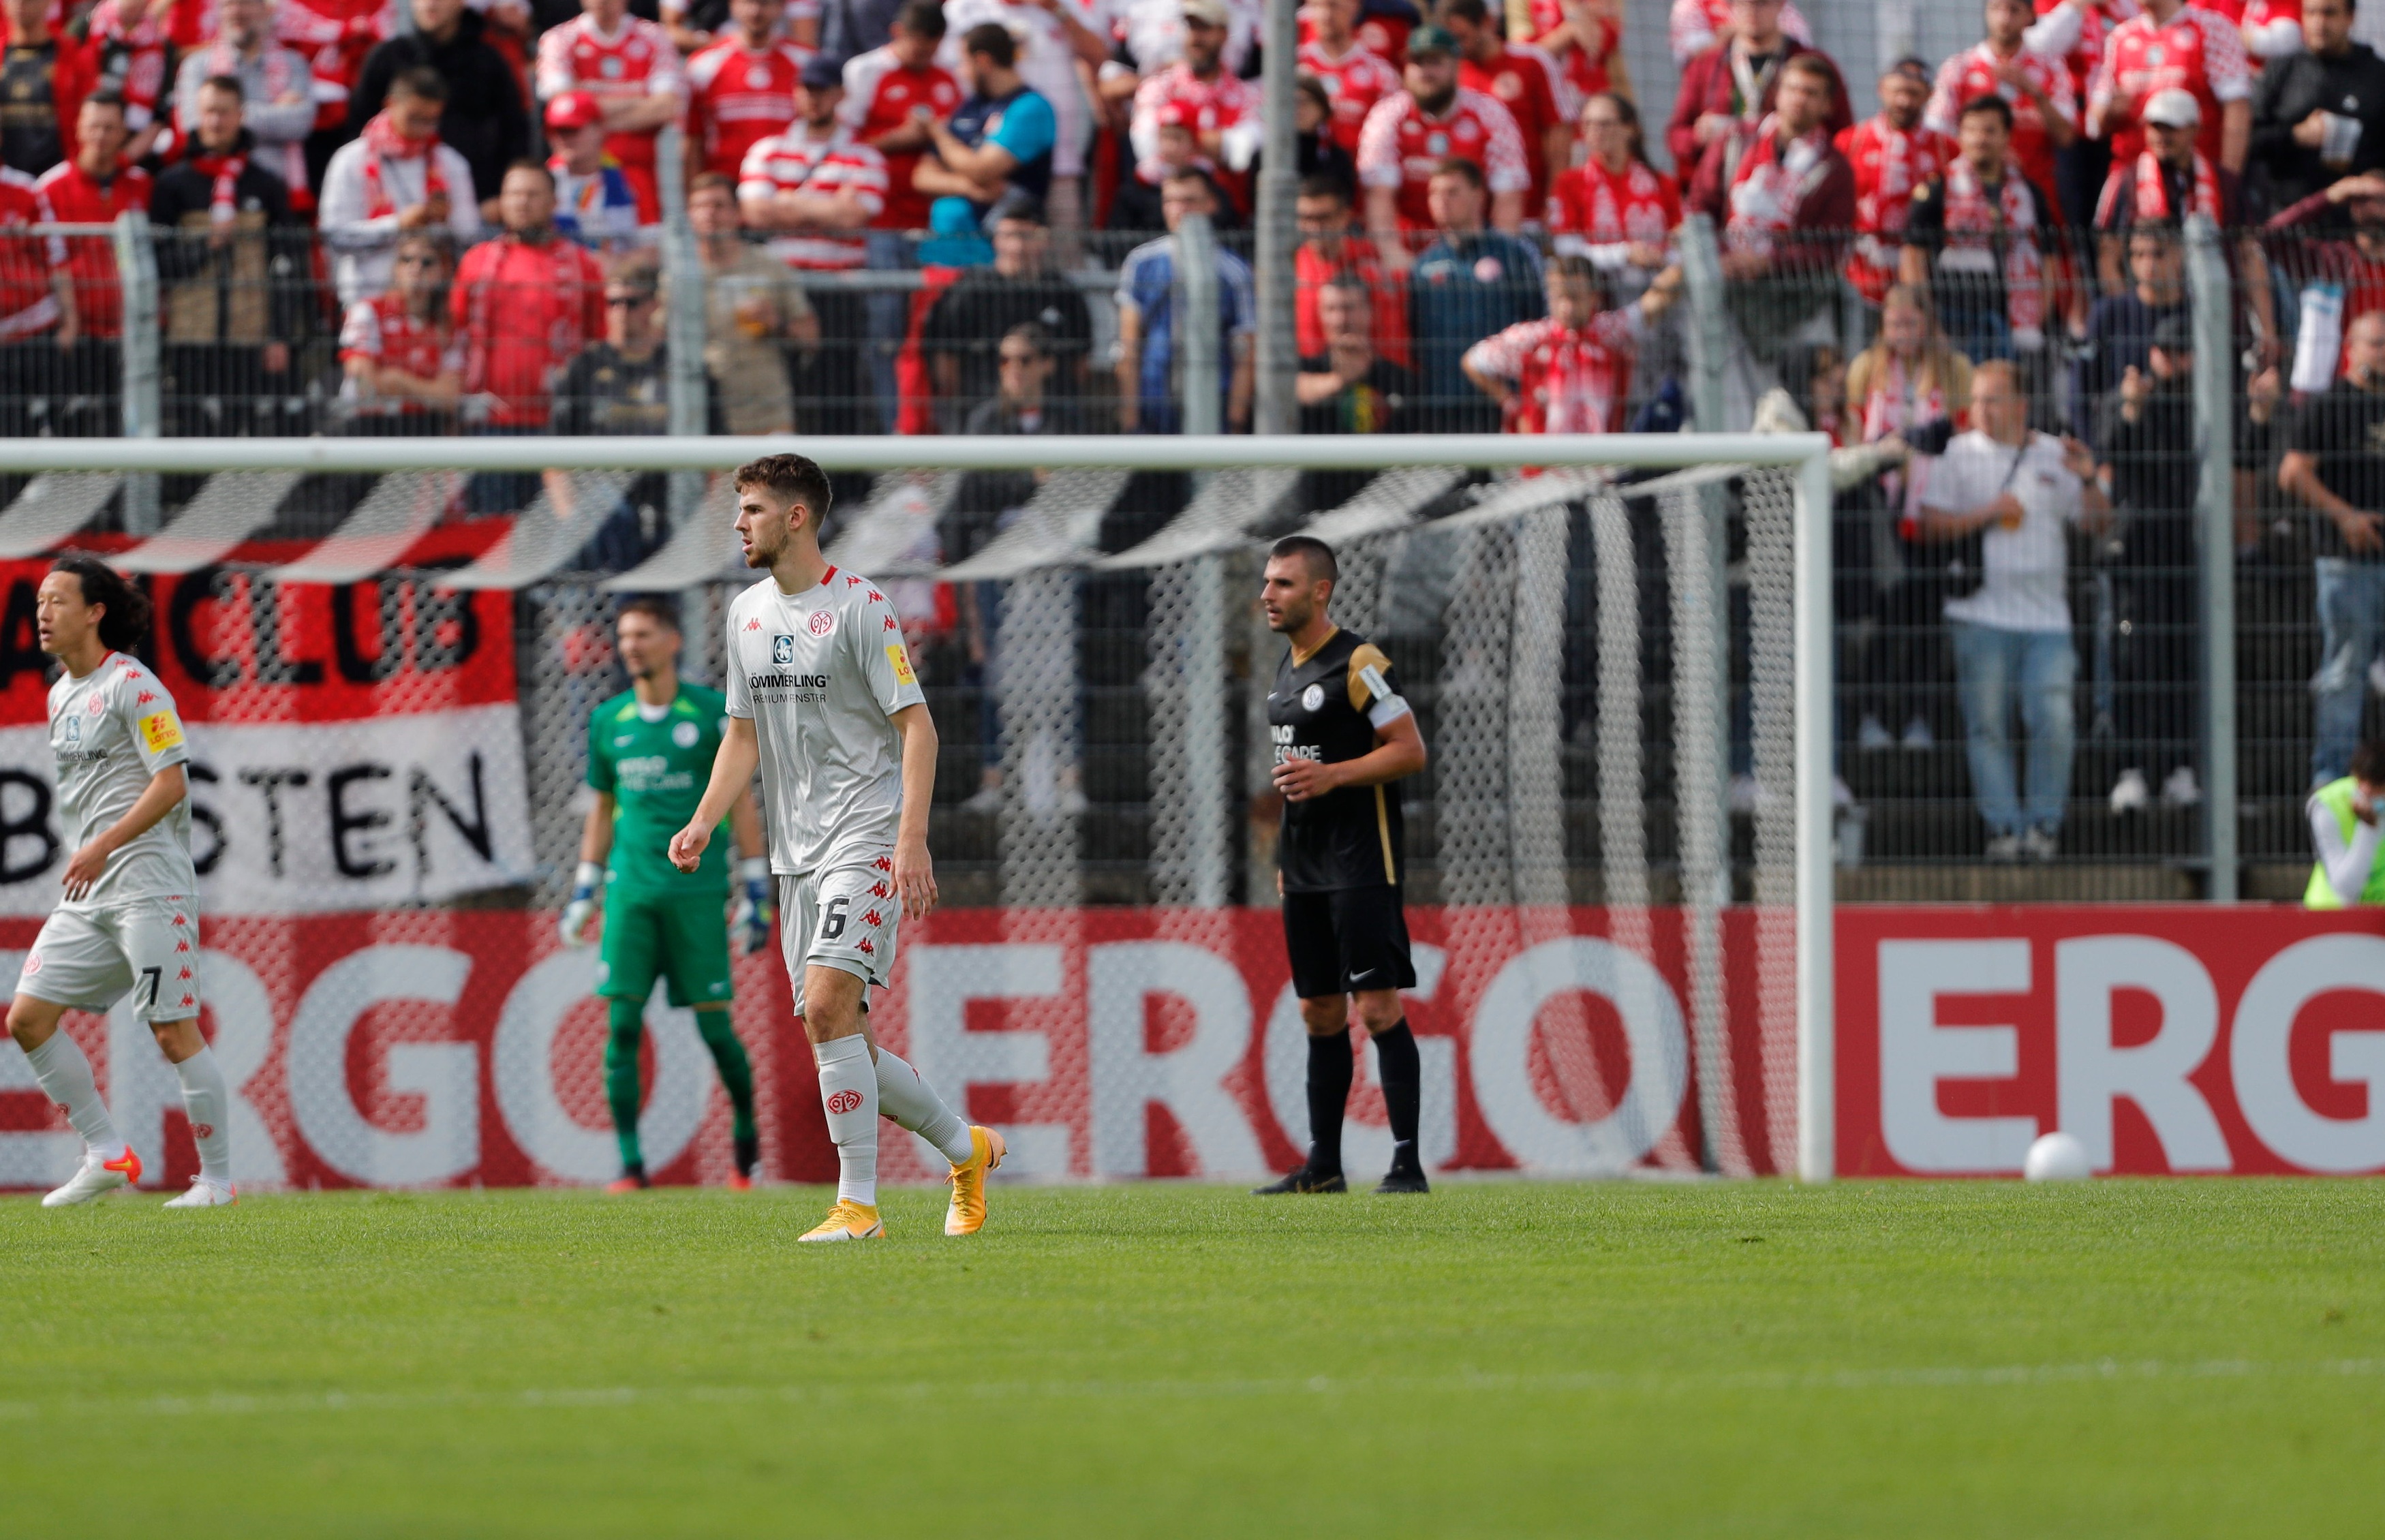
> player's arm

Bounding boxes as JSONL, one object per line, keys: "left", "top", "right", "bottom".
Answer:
{"left": 671, "top": 715, "right": 760, "bottom": 873}
{"left": 727, "top": 786, "right": 773, "bottom": 954}
{"left": 60, "top": 765, "right": 187, "bottom": 903}
{"left": 891, "top": 702, "right": 939, "bottom": 919}
{"left": 1272, "top": 713, "right": 1428, "bottom": 801}
{"left": 560, "top": 791, "right": 615, "bottom": 946}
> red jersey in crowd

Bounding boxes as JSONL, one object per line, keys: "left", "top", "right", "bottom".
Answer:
{"left": 79, "top": 0, "right": 200, "bottom": 139}
{"left": 839, "top": 44, "right": 960, "bottom": 232}
{"left": 2034, "top": 0, "right": 2141, "bottom": 102}
{"left": 35, "top": 157, "right": 147, "bottom": 337}
{"left": 2237, "top": 0, "right": 2302, "bottom": 70}
{"left": 1464, "top": 307, "right": 1643, "bottom": 434}
{"left": 1838, "top": 113, "right": 1952, "bottom": 305}
{"left": 1458, "top": 44, "right": 1569, "bottom": 210}
{"left": 685, "top": 36, "right": 812, "bottom": 181}
{"left": 1296, "top": 36, "right": 1400, "bottom": 154}
{"left": 1545, "top": 154, "right": 1682, "bottom": 253}
{"left": 450, "top": 232, "right": 606, "bottom": 428}
{"left": 1301, "top": 7, "right": 1414, "bottom": 68}
{"left": 2091, "top": 3, "right": 2250, "bottom": 165}
{"left": 275, "top": 0, "right": 393, "bottom": 133}
{"left": 1355, "top": 87, "right": 1532, "bottom": 232}
{"left": 1925, "top": 41, "right": 2076, "bottom": 202}
{"left": 536, "top": 12, "right": 686, "bottom": 222}
{"left": 0, "top": 166, "right": 62, "bottom": 338}
{"left": 339, "top": 291, "right": 463, "bottom": 412}
{"left": 737, "top": 127, "right": 887, "bottom": 269}
{"left": 1295, "top": 237, "right": 1409, "bottom": 367}
{"left": 1526, "top": 0, "right": 1618, "bottom": 100}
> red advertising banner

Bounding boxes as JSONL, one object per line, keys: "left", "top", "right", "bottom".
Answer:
{"left": 1836, "top": 905, "right": 2385, "bottom": 1176}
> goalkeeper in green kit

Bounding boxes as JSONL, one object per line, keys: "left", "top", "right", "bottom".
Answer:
{"left": 562, "top": 597, "right": 772, "bottom": 1191}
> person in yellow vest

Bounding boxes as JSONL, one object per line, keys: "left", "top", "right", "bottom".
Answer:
{"left": 2307, "top": 740, "right": 2385, "bottom": 908}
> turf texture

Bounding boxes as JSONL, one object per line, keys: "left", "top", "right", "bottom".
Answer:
{"left": 2, "top": 1178, "right": 2380, "bottom": 1536}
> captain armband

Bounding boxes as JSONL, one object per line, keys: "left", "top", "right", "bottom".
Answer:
{"left": 1358, "top": 663, "right": 1411, "bottom": 728}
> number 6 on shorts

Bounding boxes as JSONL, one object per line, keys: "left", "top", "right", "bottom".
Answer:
{"left": 820, "top": 895, "right": 849, "bottom": 942}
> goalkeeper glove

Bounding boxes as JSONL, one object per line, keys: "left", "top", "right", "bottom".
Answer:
{"left": 559, "top": 861, "right": 604, "bottom": 947}
{"left": 732, "top": 857, "right": 775, "bottom": 956}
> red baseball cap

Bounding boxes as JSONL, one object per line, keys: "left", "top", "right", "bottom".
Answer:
{"left": 544, "top": 90, "right": 603, "bottom": 132}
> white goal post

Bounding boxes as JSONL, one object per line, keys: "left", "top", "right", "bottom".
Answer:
{"left": 0, "top": 431, "right": 1838, "bottom": 1183}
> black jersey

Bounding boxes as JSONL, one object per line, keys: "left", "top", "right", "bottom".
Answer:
{"left": 1270, "top": 628, "right": 1411, "bottom": 893}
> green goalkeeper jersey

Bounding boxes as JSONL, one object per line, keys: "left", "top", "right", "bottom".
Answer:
{"left": 586, "top": 682, "right": 732, "bottom": 897}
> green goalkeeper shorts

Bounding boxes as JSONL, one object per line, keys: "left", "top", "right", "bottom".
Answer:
{"left": 596, "top": 887, "right": 734, "bottom": 1008}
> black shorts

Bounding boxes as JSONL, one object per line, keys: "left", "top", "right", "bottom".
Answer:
{"left": 1282, "top": 885, "right": 1416, "bottom": 1000}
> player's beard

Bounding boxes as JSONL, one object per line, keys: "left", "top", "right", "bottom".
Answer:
{"left": 1416, "top": 84, "right": 1456, "bottom": 116}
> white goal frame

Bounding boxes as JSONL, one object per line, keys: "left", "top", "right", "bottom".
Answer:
{"left": 0, "top": 431, "right": 1838, "bottom": 1182}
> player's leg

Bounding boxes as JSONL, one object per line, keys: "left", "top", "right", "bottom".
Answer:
{"left": 794, "top": 954, "right": 885, "bottom": 1242}
{"left": 1339, "top": 887, "right": 1427, "bottom": 1195}
{"left": 654, "top": 893, "right": 760, "bottom": 1186}
{"left": 11, "top": 908, "right": 140, "bottom": 1205}
{"left": 596, "top": 895, "right": 666, "bottom": 1190}
{"left": 122, "top": 899, "right": 236, "bottom": 1207}
{"left": 1255, "top": 891, "right": 1354, "bottom": 1195}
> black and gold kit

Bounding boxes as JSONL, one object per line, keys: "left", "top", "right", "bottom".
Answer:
{"left": 1270, "top": 627, "right": 1416, "bottom": 999}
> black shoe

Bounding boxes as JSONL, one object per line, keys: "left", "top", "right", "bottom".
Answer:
{"left": 1373, "top": 1167, "right": 1430, "bottom": 1195}
{"left": 1252, "top": 1165, "right": 1349, "bottom": 1195}
{"left": 733, "top": 1133, "right": 760, "bottom": 1180}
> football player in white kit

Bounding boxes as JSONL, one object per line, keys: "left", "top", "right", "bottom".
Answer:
{"left": 9, "top": 556, "right": 237, "bottom": 1208}
{"left": 671, "top": 454, "right": 1003, "bottom": 1242}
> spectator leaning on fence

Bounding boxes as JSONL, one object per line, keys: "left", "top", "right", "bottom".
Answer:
{"left": 151, "top": 72, "right": 309, "bottom": 437}
{"left": 347, "top": 0, "right": 529, "bottom": 221}
{"left": 2249, "top": 0, "right": 2385, "bottom": 211}
{"left": 921, "top": 200, "right": 1093, "bottom": 427}
{"left": 320, "top": 67, "right": 483, "bottom": 307}
{"left": 2306, "top": 737, "right": 2385, "bottom": 905}
{"left": 339, "top": 228, "right": 463, "bottom": 428}
{"left": 0, "top": 0, "right": 99, "bottom": 179}
{"left": 1407, "top": 155, "right": 1545, "bottom": 434}
{"left": 687, "top": 170, "right": 815, "bottom": 435}
{"left": 1918, "top": 358, "right": 2110, "bottom": 862}
{"left": 174, "top": 0, "right": 317, "bottom": 203}
{"left": 1115, "top": 167, "right": 1256, "bottom": 432}
{"left": 2281, "top": 309, "right": 2385, "bottom": 786}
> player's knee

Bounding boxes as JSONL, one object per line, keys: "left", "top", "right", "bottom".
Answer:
{"left": 1352, "top": 991, "right": 1405, "bottom": 1034}
{"left": 5, "top": 995, "right": 53, "bottom": 1049}
{"left": 1298, "top": 995, "right": 1349, "bottom": 1036}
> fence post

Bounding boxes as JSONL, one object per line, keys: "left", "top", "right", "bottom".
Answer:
{"left": 1250, "top": 0, "right": 1299, "bottom": 437}
{"left": 112, "top": 210, "right": 161, "bottom": 534}
{"left": 1175, "top": 211, "right": 1220, "bottom": 437}
{"left": 657, "top": 125, "right": 707, "bottom": 538}
{"left": 2185, "top": 213, "right": 2238, "bottom": 902}
{"left": 1677, "top": 214, "right": 1728, "bottom": 434}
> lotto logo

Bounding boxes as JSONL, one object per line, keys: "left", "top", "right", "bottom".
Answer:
{"left": 825, "top": 1089, "right": 863, "bottom": 1114}
{"left": 139, "top": 711, "right": 184, "bottom": 752}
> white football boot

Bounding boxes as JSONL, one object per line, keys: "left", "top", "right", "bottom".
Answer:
{"left": 42, "top": 1146, "right": 142, "bottom": 1207}
{"left": 162, "top": 1177, "right": 238, "bottom": 1209}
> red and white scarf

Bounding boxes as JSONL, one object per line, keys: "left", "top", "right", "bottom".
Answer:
{"left": 357, "top": 109, "right": 446, "bottom": 220}
{"left": 188, "top": 149, "right": 247, "bottom": 224}
{"left": 1727, "top": 114, "right": 1833, "bottom": 253}
{"left": 1941, "top": 157, "right": 2044, "bottom": 333}
{"left": 2132, "top": 149, "right": 2221, "bottom": 222}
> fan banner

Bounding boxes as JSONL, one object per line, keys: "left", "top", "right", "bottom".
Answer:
{"left": 1837, "top": 905, "right": 2385, "bottom": 1177}
{"left": 0, "top": 547, "right": 532, "bottom": 914}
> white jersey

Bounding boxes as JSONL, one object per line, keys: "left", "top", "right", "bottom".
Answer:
{"left": 726, "top": 565, "right": 927, "bottom": 875}
{"left": 48, "top": 651, "right": 197, "bottom": 910}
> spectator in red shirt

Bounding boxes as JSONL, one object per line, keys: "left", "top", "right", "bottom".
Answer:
{"left": 1841, "top": 58, "right": 1953, "bottom": 310}
{"left": 1667, "top": 0, "right": 1851, "bottom": 191}
{"left": 1442, "top": 0, "right": 1570, "bottom": 217}
{"left": 1463, "top": 252, "right": 1683, "bottom": 434}
{"left": 684, "top": 0, "right": 812, "bottom": 181}
{"left": 1525, "top": 0, "right": 1623, "bottom": 104}
{"left": 840, "top": 0, "right": 958, "bottom": 234}
{"left": 0, "top": 0, "right": 97, "bottom": 179}
{"left": 339, "top": 228, "right": 463, "bottom": 432}
{"left": 0, "top": 161, "right": 72, "bottom": 437}
{"left": 1925, "top": 0, "right": 2079, "bottom": 206}
{"left": 1356, "top": 23, "right": 1533, "bottom": 261}
{"left": 2089, "top": 0, "right": 2253, "bottom": 171}
{"left": 1130, "top": 0, "right": 1261, "bottom": 214}
{"left": 452, "top": 159, "right": 606, "bottom": 508}
{"left": 1297, "top": 0, "right": 1402, "bottom": 155}
{"left": 1547, "top": 91, "right": 1681, "bottom": 292}
{"left": 1296, "top": 171, "right": 1408, "bottom": 366}
{"left": 36, "top": 91, "right": 145, "bottom": 347}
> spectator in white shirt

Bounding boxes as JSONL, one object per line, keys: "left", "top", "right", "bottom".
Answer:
{"left": 1914, "top": 359, "right": 2110, "bottom": 861}
{"left": 319, "top": 67, "right": 484, "bottom": 305}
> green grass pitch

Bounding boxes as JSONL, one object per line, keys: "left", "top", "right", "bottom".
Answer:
{"left": 3, "top": 1179, "right": 2382, "bottom": 1536}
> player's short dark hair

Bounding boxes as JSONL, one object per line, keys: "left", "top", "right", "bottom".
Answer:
{"left": 1781, "top": 52, "right": 1838, "bottom": 97}
{"left": 1432, "top": 155, "right": 1485, "bottom": 189}
{"left": 391, "top": 65, "right": 449, "bottom": 103}
{"left": 2354, "top": 740, "right": 2385, "bottom": 785}
{"left": 897, "top": 0, "right": 947, "bottom": 37}
{"left": 1547, "top": 253, "right": 1598, "bottom": 286}
{"left": 1270, "top": 535, "right": 1338, "bottom": 585}
{"left": 505, "top": 157, "right": 557, "bottom": 191}
{"left": 615, "top": 595, "right": 679, "bottom": 632}
{"left": 962, "top": 21, "right": 1015, "bottom": 66}
{"left": 200, "top": 73, "right": 245, "bottom": 102}
{"left": 1298, "top": 170, "right": 1352, "bottom": 205}
{"left": 735, "top": 452, "right": 834, "bottom": 526}
{"left": 49, "top": 554, "right": 150, "bottom": 653}
{"left": 1958, "top": 93, "right": 2014, "bottom": 129}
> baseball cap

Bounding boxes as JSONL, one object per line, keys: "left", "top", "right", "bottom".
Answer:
{"left": 2141, "top": 88, "right": 2201, "bottom": 129}
{"left": 1406, "top": 23, "right": 1457, "bottom": 57}
{"left": 800, "top": 54, "right": 844, "bottom": 91}
{"left": 544, "top": 89, "right": 602, "bottom": 132}
{"left": 1181, "top": 0, "right": 1229, "bottom": 26}
{"left": 1156, "top": 102, "right": 1192, "bottom": 129}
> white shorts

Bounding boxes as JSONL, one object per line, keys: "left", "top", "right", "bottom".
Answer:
{"left": 778, "top": 852, "right": 899, "bottom": 1014}
{"left": 18, "top": 897, "right": 202, "bottom": 1023}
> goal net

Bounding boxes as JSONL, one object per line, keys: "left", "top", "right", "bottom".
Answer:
{"left": 0, "top": 434, "right": 1832, "bottom": 1191}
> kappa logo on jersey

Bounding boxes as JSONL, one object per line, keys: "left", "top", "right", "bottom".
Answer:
{"left": 136, "top": 690, "right": 155, "bottom": 705}
{"left": 870, "top": 880, "right": 889, "bottom": 899}
{"left": 863, "top": 908, "right": 883, "bottom": 928}
{"left": 139, "top": 711, "right": 183, "bottom": 752}
{"left": 872, "top": 855, "right": 893, "bottom": 873}
{"left": 773, "top": 634, "right": 795, "bottom": 664}
{"left": 857, "top": 936, "right": 875, "bottom": 955}
{"left": 746, "top": 618, "right": 762, "bottom": 630}
{"left": 825, "top": 1088, "right": 863, "bottom": 1114}
{"left": 885, "top": 643, "right": 915, "bottom": 687}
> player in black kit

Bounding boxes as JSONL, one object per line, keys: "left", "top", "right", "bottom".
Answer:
{"left": 1252, "top": 536, "right": 1432, "bottom": 1196}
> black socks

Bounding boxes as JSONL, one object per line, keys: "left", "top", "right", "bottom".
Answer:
{"left": 1306, "top": 1030, "right": 1355, "bottom": 1176}
{"left": 1374, "top": 1020, "right": 1423, "bottom": 1174}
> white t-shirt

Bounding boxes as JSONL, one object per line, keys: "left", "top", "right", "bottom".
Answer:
{"left": 48, "top": 651, "right": 197, "bottom": 910}
{"left": 726, "top": 566, "right": 927, "bottom": 875}
{"left": 1931, "top": 429, "right": 2084, "bottom": 634}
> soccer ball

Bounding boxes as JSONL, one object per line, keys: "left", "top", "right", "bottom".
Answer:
{"left": 2023, "top": 1131, "right": 2093, "bottom": 1182}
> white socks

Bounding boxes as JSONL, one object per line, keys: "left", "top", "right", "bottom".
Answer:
{"left": 813, "top": 1033, "right": 878, "bottom": 1207}
{"left": 24, "top": 1031, "right": 123, "bottom": 1157}
{"left": 172, "top": 1045, "right": 233, "bottom": 1185}
{"left": 874, "top": 1048, "right": 976, "bottom": 1165}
